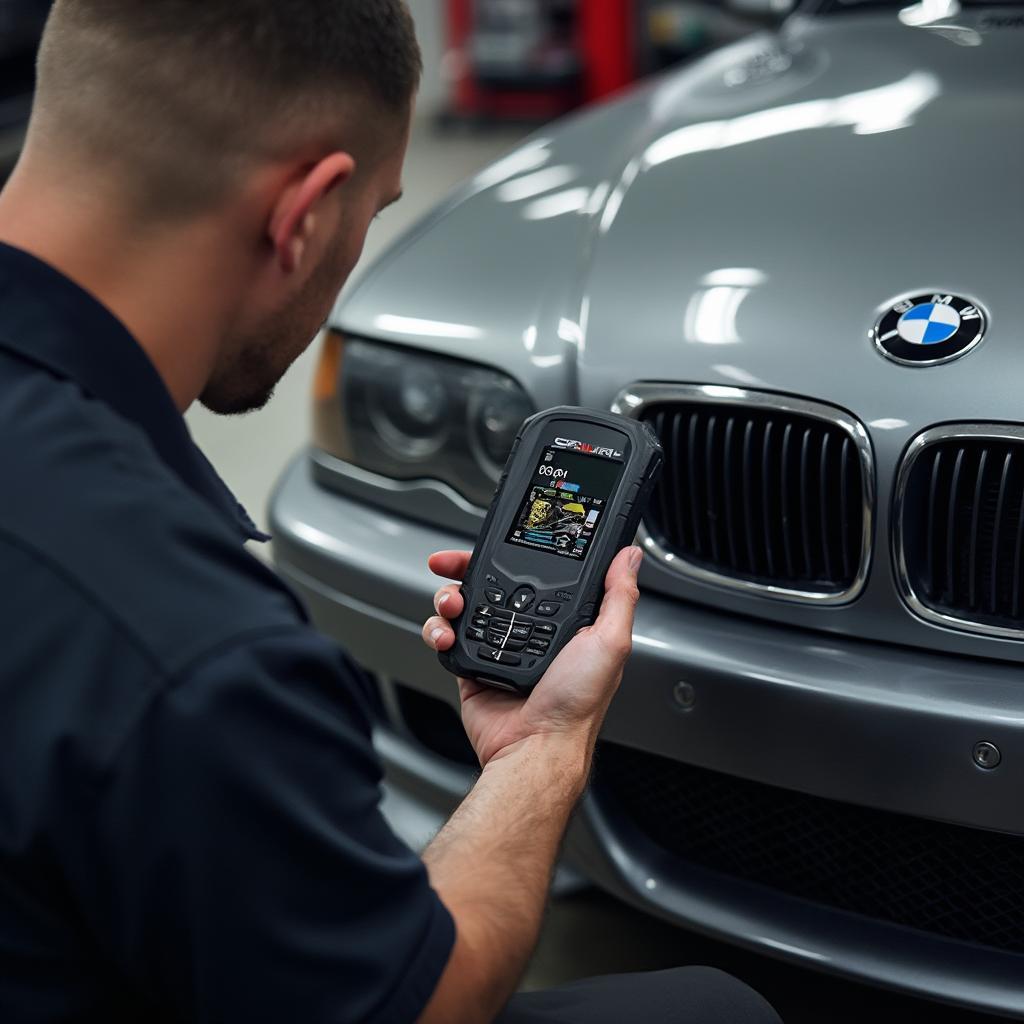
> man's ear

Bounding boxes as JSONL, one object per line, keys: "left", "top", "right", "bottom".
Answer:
{"left": 269, "top": 152, "right": 356, "bottom": 274}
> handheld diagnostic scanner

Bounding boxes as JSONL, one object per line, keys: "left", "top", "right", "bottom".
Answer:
{"left": 438, "top": 407, "right": 663, "bottom": 693}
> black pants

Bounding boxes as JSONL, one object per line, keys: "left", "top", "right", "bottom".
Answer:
{"left": 497, "top": 967, "right": 782, "bottom": 1023}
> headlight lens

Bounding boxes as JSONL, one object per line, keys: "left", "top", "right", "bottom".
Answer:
{"left": 369, "top": 362, "right": 450, "bottom": 458}
{"left": 313, "top": 332, "right": 534, "bottom": 507}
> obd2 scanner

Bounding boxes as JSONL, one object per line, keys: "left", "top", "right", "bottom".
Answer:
{"left": 439, "top": 407, "right": 663, "bottom": 694}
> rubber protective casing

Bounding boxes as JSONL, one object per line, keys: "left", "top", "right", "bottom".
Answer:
{"left": 438, "top": 407, "right": 663, "bottom": 693}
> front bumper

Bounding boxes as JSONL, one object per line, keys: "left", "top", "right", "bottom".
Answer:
{"left": 271, "top": 453, "right": 1024, "bottom": 1016}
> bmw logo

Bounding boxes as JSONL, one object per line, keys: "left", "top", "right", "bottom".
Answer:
{"left": 872, "top": 292, "right": 987, "bottom": 366}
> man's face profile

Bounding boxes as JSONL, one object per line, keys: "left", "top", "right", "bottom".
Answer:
{"left": 199, "top": 119, "right": 409, "bottom": 417}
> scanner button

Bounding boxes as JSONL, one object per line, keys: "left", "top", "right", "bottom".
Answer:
{"left": 510, "top": 587, "right": 536, "bottom": 612}
{"left": 533, "top": 622, "right": 557, "bottom": 636}
{"left": 480, "top": 647, "right": 521, "bottom": 666}
{"left": 510, "top": 624, "right": 532, "bottom": 640}
{"left": 536, "top": 601, "right": 560, "bottom": 617}
{"left": 484, "top": 587, "right": 505, "bottom": 604}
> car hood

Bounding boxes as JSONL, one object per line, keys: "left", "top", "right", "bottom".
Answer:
{"left": 334, "top": 9, "right": 1024, "bottom": 658}
{"left": 337, "top": 11, "right": 1023, "bottom": 425}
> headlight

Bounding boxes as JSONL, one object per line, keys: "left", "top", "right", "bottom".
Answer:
{"left": 313, "top": 331, "right": 534, "bottom": 507}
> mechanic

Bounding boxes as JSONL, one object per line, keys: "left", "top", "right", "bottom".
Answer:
{"left": 0, "top": 3, "right": 782, "bottom": 1022}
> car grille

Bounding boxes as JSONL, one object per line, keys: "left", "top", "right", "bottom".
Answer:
{"left": 596, "top": 742, "right": 1024, "bottom": 954}
{"left": 896, "top": 427, "right": 1024, "bottom": 638}
{"left": 628, "top": 387, "right": 871, "bottom": 601}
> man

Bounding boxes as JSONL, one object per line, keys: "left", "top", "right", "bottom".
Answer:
{"left": 0, "top": 2, "right": 782, "bottom": 1022}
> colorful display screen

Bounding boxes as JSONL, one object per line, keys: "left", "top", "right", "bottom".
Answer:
{"left": 505, "top": 446, "right": 624, "bottom": 562}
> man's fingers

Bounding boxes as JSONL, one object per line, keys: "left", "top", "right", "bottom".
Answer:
{"left": 434, "top": 584, "right": 464, "bottom": 618}
{"left": 428, "top": 550, "right": 472, "bottom": 582}
{"left": 591, "top": 546, "right": 643, "bottom": 655}
{"left": 422, "top": 615, "right": 455, "bottom": 651}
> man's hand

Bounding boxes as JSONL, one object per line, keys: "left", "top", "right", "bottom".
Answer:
{"left": 421, "top": 546, "right": 642, "bottom": 767}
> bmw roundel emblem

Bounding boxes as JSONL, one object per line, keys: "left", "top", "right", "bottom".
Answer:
{"left": 872, "top": 292, "right": 987, "bottom": 366}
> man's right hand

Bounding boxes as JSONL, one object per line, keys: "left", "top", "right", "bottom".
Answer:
{"left": 421, "top": 545, "right": 643, "bottom": 768}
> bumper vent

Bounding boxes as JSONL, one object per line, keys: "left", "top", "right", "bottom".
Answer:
{"left": 621, "top": 386, "right": 872, "bottom": 602}
{"left": 896, "top": 426, "right": 1024, "bottom": 639}
{"left": 597, "top": 742, "right": 1024, "bottom": 954}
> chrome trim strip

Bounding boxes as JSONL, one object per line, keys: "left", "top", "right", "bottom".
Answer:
{"left": 612, "top": 383, "right": 875, "bottom": 606}
{"left": 309, "top": 448, "right": 485, "bottom": 540}
{"left": 893, "top": 423, "right": 1024, "bottom": 641}
{"left": 311, "top": 448, "right": 486, "bottom": 517}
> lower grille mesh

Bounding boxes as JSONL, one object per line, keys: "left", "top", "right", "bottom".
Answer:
{"left": 597, "top": 742, "right": 1024, "bottom": 954}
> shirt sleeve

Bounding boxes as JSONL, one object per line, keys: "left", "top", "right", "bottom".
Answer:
{"left": 87, "top": 627, "right": 455, "bottom": 1024}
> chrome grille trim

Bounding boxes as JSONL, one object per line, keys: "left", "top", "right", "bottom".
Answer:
{"left": 613, "top": 384, "right": 875, "bottom": 605}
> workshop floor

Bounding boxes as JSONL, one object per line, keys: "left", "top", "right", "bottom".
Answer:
{"left": 189, "top": 119, "right": 999, "bottom": 1024}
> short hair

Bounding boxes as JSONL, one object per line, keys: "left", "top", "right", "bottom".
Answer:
{"left": 31, "top": 0, "right": 421, "bottom": 217}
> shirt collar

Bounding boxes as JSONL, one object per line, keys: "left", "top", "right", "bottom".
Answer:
{"left": 0, "top": 242, "right": 269, "bottom": 543}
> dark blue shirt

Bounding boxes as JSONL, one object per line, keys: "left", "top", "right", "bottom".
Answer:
{"left": 0, "top": 243, "right": 454, "bottom": 1023}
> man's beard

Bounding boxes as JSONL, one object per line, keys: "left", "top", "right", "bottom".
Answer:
{"left": 199, "top": 244, "right": 342, "bottom": 416}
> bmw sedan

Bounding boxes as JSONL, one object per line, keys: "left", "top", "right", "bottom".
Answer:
{"left": 270, "top": 0, "right": 1024, "bottom": 1014}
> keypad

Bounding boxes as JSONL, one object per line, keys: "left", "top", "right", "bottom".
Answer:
{"left": 467, "top": 602, "right": 558, "bottom": 663}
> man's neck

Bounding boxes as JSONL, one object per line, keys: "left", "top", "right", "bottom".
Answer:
{"left": 0, "top": 163, "right": 242, "bottom": 413}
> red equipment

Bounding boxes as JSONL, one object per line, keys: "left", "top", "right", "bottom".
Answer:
{"left": 444, "top": 0, "right": 635, "bottom": 124}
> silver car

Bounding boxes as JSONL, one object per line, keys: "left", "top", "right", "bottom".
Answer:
{"left": 270, "top": 0, "right": 1024, "bottom": 1015}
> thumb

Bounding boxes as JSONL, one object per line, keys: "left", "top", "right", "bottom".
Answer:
{"left": 592, "top": 546, "right": 642, "bottom": 650}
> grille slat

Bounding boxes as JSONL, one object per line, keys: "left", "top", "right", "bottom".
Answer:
{"left": 1014, "top": 479, "right": 1024, "bottom": 619}
{"left": 819, "top": 432, "right": 833, "bottom": 582}
{"left": 705, "top": 415, "right": 721, "bottom": 565}
{"left": 598, "top": 741, "right": 1024, "bottom": 955}
{"left": 839, "top": 437, "right": 852, "bottom": 583}
{"left": 741, "top": 420, "right": 757, "bottom": 575}
{"left": 761, "top": 421, "right": 777, "bottom": 578}
{"left": 899, "top": 430, "right": 1024, "bottom": 634}
{"left": 687, "top": 412, "right": 703, "bottom": 559}
{"left": 967, "top": 448, "right": 988, "bottom": 610}
{"left": 925, "top": 448, "right": 943, "bottom": 599}
{"left": 946, "top": 448, "right": 965, "bottom": 606}
{"left": 640, "top": 397, "right": 868, "bottom": 597}
{"left": 669, "top": 412, "right": 688, "bottom": 552}
{"left": 780, "top": 423, "right": 796, "bottom": 580}
{"left": 723, "top": 417, "right": 739, "bottom": 570}
{"left": 991, "top": 452, "right": 1012, "bottom": 615}
{"left": 799, "top": 428, "right": 813, "bottom": 580}
{"left": 654, "top": 411, "right": 679, "bottom": 553}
